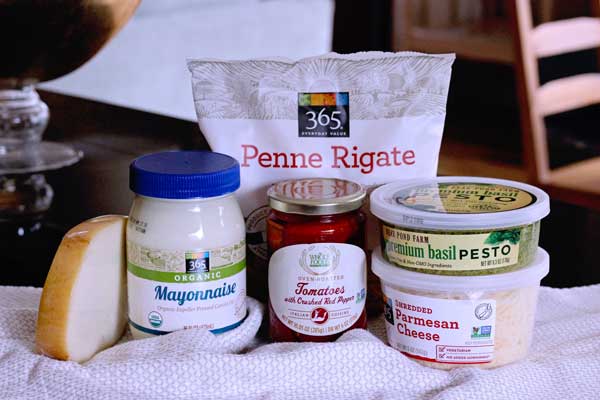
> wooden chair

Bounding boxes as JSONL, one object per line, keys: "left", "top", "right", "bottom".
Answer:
{"left": 510, "top": 0, "right": 600, "bottom": 210}
{"left": 393, "top": 0, "right": 516, "bottom": 64}
{"left": 393, "top": 0, "right": 557, "bottom": 65}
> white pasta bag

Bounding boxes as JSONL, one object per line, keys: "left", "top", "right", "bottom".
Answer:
{"left": 188, "top": 52, "right": 454, "bottom": 305}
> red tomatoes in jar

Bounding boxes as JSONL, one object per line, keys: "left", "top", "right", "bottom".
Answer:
{"left": 266, "top": 178, "right": 368, "bottom": 342}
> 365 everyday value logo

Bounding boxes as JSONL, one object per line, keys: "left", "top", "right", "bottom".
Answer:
{"left": 185, "top": 251, "right": 210, "bottom": 273}
{"left": 298, "top": 92, "right": 350, "bottom": 138}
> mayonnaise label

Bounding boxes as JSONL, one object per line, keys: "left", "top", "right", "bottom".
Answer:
{"left": 127, "top": 240, "right": 246, "bottom": 335}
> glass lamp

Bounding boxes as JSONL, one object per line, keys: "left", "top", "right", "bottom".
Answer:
{"left": 0, "top": 0, "right": 140, "bottom": 222}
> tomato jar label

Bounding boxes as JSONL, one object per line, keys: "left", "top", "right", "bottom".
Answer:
{"left": 269, "top": 243, "right": 366, "bottom": 336}
{"left": 382, "top": 286, "right": 496, "bottom": 364}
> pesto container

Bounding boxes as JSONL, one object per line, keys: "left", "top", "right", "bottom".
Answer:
{"left": 370, "top": 177, "right": 550, "bottom": 276}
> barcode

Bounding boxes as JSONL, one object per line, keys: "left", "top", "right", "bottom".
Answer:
{"left": 481, "top": 257, "right": 511, "bottom": 267}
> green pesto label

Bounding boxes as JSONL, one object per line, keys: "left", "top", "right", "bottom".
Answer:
{"left": 382, "top": 224, "right": 521, "bottom": 272}
{"left": 393, "top": 183, "right": 536, "bottom": 214}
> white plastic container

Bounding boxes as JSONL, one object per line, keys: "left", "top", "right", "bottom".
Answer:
{"left": 127, "top": 151, "right": 246, "bottom": 339}
{"left": 370, "top": 177, "right": 550, "bottom": 276}
{"left": 372, "top": 247, "right": 549, "bottom": 369}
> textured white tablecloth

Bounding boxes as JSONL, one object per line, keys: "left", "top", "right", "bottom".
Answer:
{"left": 1, "top": 285, "right": 598, "bottom": 399}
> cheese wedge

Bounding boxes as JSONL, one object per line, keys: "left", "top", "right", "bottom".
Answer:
{"left": 36, "top": 215, "right": 128, "bottom": 362}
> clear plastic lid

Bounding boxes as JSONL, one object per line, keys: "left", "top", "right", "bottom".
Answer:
{"left": 370, "top": 177, "right": 550, "bottom": 230}
{"left": 372, "top": 247, "right": 549, "bottom": 292}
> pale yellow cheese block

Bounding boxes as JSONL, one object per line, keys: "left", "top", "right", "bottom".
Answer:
{"left": 36, "top": 215, "right": 128, "bottom": 362}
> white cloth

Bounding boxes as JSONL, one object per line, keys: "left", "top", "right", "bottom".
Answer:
{"left": 1, "top": 285, "right": 599, "bottom": 399}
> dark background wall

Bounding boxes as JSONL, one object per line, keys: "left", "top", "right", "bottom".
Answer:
{"left": 333, "top": 0, "right": 392, "bottom": 52}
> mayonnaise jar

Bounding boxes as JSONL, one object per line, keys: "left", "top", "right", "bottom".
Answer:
{"left": 126, "top": 151, "right": 246, "bottom": 339}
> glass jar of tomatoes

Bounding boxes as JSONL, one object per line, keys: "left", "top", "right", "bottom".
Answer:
{"left": 267, "top": 178, "right": 367, "bottom": 342}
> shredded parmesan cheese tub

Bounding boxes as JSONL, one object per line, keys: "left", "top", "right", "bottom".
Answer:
{"left": 372, "top": 247, "right": 549, "bottom": 369}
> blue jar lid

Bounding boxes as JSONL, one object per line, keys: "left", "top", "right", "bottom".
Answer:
{"left": 130, "top": 151, "right": 240, "bottom": 199}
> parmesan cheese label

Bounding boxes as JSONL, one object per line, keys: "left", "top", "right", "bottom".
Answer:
{"left": 126, "top": 240, "right": 246, "bottom": 335}
{"left": 382, "top": 286, "right": 496, "bottom": 364}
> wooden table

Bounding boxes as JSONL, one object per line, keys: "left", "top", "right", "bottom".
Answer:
{"left": 1, "top": 91, "right": 598, "bottom": 288}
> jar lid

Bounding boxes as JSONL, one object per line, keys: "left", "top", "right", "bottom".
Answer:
{"left": 372, "top": 246, "right": 549, "bottom": 292}
{"left": 130, "top": 151, "right": 240, "bottom": 199}
{"left": 370, "top": 177, "right": 550, "bottom": 230}
{"left": 268, "top": 178, "right": 366, "bottom": 215}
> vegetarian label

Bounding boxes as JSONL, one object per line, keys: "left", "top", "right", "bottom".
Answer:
{"left": 393, "top": 182, "right": 536, "bottom": 214}
{"left": 127, "top": 240, "right": 246, "bottom": 335}
{"left": 269, "top": 243, "right": 366, "bottom": 336}
{"left": 382, "top": 225, "right": 521, "bottom": 271}
{"left": 383, "top": 287, "right": 496, "bottom": 364}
